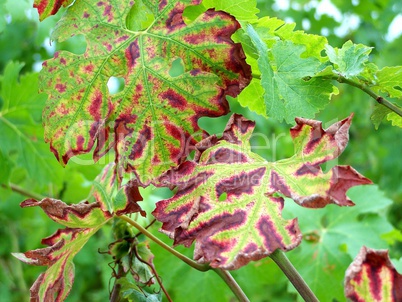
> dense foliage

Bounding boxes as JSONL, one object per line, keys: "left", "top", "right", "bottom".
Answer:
{"left": 1, "top": 0, "right": 402, "bottom": 301}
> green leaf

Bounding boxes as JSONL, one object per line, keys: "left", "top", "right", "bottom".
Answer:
{"left": 345, "top": 246, "right": 402, "bottom": 302}
{"left": 153, "top": 114, "right": 371, "bottom": 269}
{"left": 236, "top": 78, "right": 266, "bottom": 116}
{"left": 118, "top": 277, "right": 162, "bottom": 302}
{"left": 245, "top": 25, "right": 336, "bottom": 123}
{"left": 371, "top": 104, "right": 392, "bottom": 129}
{"left": 325, "top": 40, "right": 373, "bottom": 78}
{"left": 41, "top": 0, "right": 251, "bottom": 185}
{"left": 374, "top": 66, "right": 402, "bottom": 99}
{"left": 283, "top": 185, "right": 394, "bottom": 301}
{"left": 387, "top": 112, "right": 402, "bottom": 128}
{"left": 33, "top": 0, "right": 74, "bottom": 21}
{"left": 253, "top": 17, "right": 328, "bottom": 61}
{"left": 0, "top": 150, "right": 13, "bottom": 184}
{"left": 202, "top": 0, "right": 259, "bottom": 21}
{"left": 0, "top": 61, "right": 61, "bottom": 185}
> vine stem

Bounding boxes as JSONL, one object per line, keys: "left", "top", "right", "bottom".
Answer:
{"left": 270, "top": 249, "right": 319, "bottom": 302}
{"left": 213, "top": 268, "right": 250, "bottom": 302}
{"left": 251, "top": 73, "right": 402, "bottom": 118}
{"left": 1, "top": 183, "right": 45, "bottom": 200}
{"left": 333, "top": 75, "right": 402, "bottom": 117}
{"left": 117, "top": 215, "right": 250, "bottom": 302}
{"left": 117, "top": 215, "right": 209, "bottom": 272}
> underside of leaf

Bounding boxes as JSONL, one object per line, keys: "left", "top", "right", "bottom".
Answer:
{"left": 152, "top": 114, "right": 371, "bottom": 269}
{"left": 345, "top": 246, "right": 402, "bottom": 302}
{"left": 41, "top": 0, "right": 251, "bottom": 185}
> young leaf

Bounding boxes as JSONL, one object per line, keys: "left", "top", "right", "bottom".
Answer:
{"left": 345, "top": 246, "right": 402, "bottom": 302}
{"left": 152, "top": 114, "right": 371, "bottom": 270}
{"left": 33, "top": 0, "right": 74, "bottom": 21}
{"left": 40, "top": 0, "right": 251, "bottom": 185}
{"left": 325, "top": 40, "right": 373, "bottom": 78}
{"left": 244, "top": 25, "right": 335, "bottom": 123}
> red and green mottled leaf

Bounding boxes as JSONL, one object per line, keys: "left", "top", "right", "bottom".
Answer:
{"left": 41, "top": 0, "right": 251, "bottom": 185}
{"left": 20, "top": 198, "right": 112, "bottom": 228}
{"left": 13, "top": 164, "right": 143, "bottom": 301}
{"left": 152, "top": 114, "right": 371, "bottom": 269}
{"left": 13, "top": 227, "right": 99, "bottom": 302}
{"left": 34, "top": 0, "right": 74, "bottom": 21}
{"left": 345, "top": 246, "right": 402, "bottom": 302}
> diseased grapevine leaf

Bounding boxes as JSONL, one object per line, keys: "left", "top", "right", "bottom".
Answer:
{"left": 345, "top": 246, "right": 402, "bottom": 302}
{"left": 20, "top": 198, "right": 112, "bottom": 228}
{"left": 40, "top": 0, "right": 251, "bottom": 185}
{"left": 13, "top": 227, "right": 100, "bottom": 302}
{"left": 13, "top": 164, "right": 143, "bottom": 301}
{"left": 33, "top": 0, "right": 74, "bottom": 21}
{"left": 152, "top": 114, "right": 371, "bottom": 270}
{"left": 0, "top": 61, "right": 62, "bottom": 186}
{"left": 325, "top": 40, "right": 373, "bottom": 78}
{"left": 243, "top": 25, "right": 336, "bottom": 123}
{"left": 283, "top": 185, "right": 394, "bottom": 301}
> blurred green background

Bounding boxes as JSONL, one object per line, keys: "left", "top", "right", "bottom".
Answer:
{"left": 0, "top": 0, "right": 401, "bottom": 301}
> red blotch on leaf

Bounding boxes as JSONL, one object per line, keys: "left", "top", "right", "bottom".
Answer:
{"left": 161, "top": 89, "right": 187, "bottom": 110}
{"left": 55, "top": 83, "right": 66, "bottom": 93}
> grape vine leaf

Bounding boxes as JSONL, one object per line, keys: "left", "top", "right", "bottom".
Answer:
{"left": 40, "top": 0, "right": 251, "bottom": 185}
{"left": 345, "top": 246, "right": 402, "bottom": 301}
{"left": 0, "top": 61, "right": 62, "bottom": 185}
{"left": 34, "top": 0, "right": 74, "bottom": 21}
{"left": 370, "top": 66, "right": 402, "bottom": 128}
{"left": 325, "top": 40, "right": 373, "bottom": 78}
{"left": 283, "top": 185, "right": 394, "bottom": 301}
{"left": 13, "top": 165, "right": 143, "bottom": 301}
{"left": 152, "top": 113, "right": 371, "bottom": 270}
{"left": 241, "top": 24, "right": 336, "bottom": 123}
{"left": 202, "top": 0, "right": 259, "bottom": 21}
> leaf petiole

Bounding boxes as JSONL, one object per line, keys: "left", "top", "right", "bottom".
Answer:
{"left": 270, "top": 249, "right": 319, "bottom": 302}
{"left": 333, "top": 74, "right": 402, "bottom": 118}
{"left": 117, "top": 214, "right": 210, "bottom": 271}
